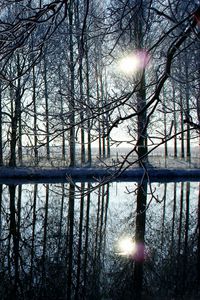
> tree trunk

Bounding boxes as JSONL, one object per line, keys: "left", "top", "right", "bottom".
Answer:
{"left": 182, "top": 182, "right": 190, "bottom": 293}
{"left": 30, "top": 184, "right": 37, "bottom": 286}
{"left": 32, "top": 66, "right": 39, "bottom": 165}
{"left": 137, "top": 72, "right": 147, "bottom": 166}
{"left": 133, "top": 182, "right": 147, "bottom": 300}
{"left": 85, "top": 41, "right": 92, "bottom": 165}
{"left": 0, "top": 185, "right": 2, "bottom": 237}
{"left": 75, "top": 1, "right": 86, "bottom": 165}
{"left": 43, "top": 53, "right": 50, "bottom": 161}
{"left": 68, "top": 0, "right": 76, "bottom": 167}
{"left": 75, "top": 183, "right": 85, "bottom": 300}
{"left": 41, "top": 184, "right": 49, "bottom": 298}
{"left": 0, "top": 82, "right": 3, "bottom": 166}
{"left": 83, "top": 183, "right": 91, "bottom": 296}
{"left": 134, "top": 10, "right": 147, "bottom": 166}
{"left": 197, "top": 183, "right": 200, "bottom": 282}
{"left": 172, "top": 81, "right": 178, "bottom": 158}
{"left": 57, "top": 184, "right": 65, "bottom": 260}
{"left": 9, "top": 57, "right": 21, "bottom": 167}
{"left": 185, "top": 51, "right": 191, "bottom": 160}
{"left": 66, "top": 183, "right": 75, "bottom": 299}
{"left": 171, "top": 183, "right": 177, "bottom": 254}
{"left": 176, "top": 182, "right": 184, "bottom": 295}
{"left": 9, "top": 185, "right": 21, "bottom": 299}
{"left": 58, "top": 66, "right": 66, "bottom": 161}
{"left": 163, "top": 87, "right": 168, "bottom": 158}
{"left": 161, "top": 183, "right": 167, "bottom": 250}
{"left": 100, "top": 73, "right": 106, "bottom": 159}
{"left": 105, "top": 88, "right": 111, "bottom": 158}
{"left": 180, "top": 86, "right": 185, "bottom": 158}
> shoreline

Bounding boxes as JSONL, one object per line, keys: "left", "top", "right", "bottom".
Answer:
{"left": 0, "top": 166, "right": 200, "bottom": 184}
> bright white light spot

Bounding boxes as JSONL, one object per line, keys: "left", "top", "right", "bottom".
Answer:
{"left": 118, "top": 237, "right": 136, "bottom": 256}
{"left": 119, "top": 56, "right": 140, "bottom": 74}
{"left": 118, "top": 50, "right": 150, "bottom": 75}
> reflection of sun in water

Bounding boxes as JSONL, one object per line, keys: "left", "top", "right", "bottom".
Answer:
{"left": 118, "top": 237, "right": 136, "bottom": 256}
{"left": 119, "top": 56, "right": 140, "bottom": 74}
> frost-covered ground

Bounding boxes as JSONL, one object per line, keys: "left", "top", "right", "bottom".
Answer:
{"left": 148, "top": 155, "right": 200, "bottom": 169}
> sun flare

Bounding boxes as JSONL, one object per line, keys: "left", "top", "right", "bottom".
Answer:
{"left": 118, "top": 50, "right": 150, "bottom": 75}
{"left": 119, "top": 56, "right": 140, "bottom": 74}
{"left": 118, "top": 237, "right": 136, "bottom": 256}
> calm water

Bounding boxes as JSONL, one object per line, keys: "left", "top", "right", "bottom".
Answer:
{"left": 0, "top": 181, "right": 199, "bottom": 300}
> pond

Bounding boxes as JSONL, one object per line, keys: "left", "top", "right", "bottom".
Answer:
{"left": 0, "top": 180, "right": 199, "bottom": 300}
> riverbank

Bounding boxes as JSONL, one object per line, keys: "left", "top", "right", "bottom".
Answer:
{"left": 0, "top": 165, "right": 200, "bottom": 184}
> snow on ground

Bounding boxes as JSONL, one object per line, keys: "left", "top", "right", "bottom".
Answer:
{"left": 149, "top": 155, "right": 200, "bottom": 169}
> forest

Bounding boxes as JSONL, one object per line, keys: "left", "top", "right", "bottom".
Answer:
{"left": 0, "top": 2, "right": 200, "bottom": 300}
{"left": 0, "top": 0, "right": 199, "bottom": 171}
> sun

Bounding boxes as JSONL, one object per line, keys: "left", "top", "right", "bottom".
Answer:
{"left": 118, "top": 50, "right": 150, "bottom": 75}
{"left": 117, "top": 237, "right": 136, "bottom": 256}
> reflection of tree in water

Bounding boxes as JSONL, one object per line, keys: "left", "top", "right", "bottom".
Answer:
{"left": 107, "top": 181, "right": 147, "bottom": 300}
{"left": 0, "top": 182, "right": 110, "bottom": 300}
{"left": 0, "top": 182, "right": 200, "bottom": 299}
{"left": 9, "top": 185, "right": 21, "bottom": 300}
{"left": 144, "top": 182, "right": 200, "bottom": 299}
{"left": 106, "top": 182, "right": 200, "bottom": 300}
{"left": 146, "top": 183, "right": 199, "bottom": 299}
{"left": 133, "top": 182, "right": 147, "bottom": 300}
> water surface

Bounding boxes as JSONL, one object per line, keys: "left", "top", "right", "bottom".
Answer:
{"left": 0, "top": 181, "right": 199, "bottom": 300}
